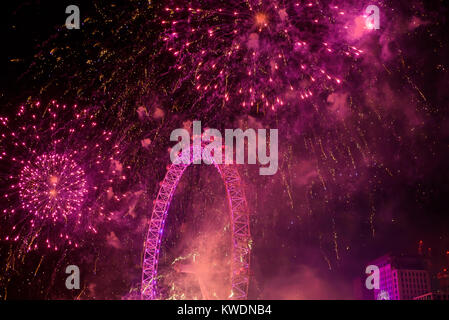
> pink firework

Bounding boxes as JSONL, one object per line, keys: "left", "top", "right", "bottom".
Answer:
{"left": 18, "top": 153, "right": 88, "bottom": 224}
{"left": 0, "top": 100, "right": 128, "bottom": 251}
{"left": 158, "top": 0, "right": 362, "bottom": 112}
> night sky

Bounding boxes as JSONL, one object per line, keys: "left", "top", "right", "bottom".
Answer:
{"left": 1, "top": 0, "right": 449, "bottom": 300}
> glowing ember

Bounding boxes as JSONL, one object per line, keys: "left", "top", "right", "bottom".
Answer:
{"left": 254, "top": 12, "right": 269, "bottom": 27}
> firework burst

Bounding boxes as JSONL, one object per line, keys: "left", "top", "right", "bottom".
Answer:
{"left": 0, "top": 100, "right": 128, "bottom": 252}
{"left": 157, "top": 0, "right": 363, "bottom": 113}
{"left": 17, "top": 152, "right": 88, "bottom": 223}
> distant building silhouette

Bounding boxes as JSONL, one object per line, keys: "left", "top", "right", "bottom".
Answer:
{"left": 368, "top": 254, "right": 431, "bottom": 300}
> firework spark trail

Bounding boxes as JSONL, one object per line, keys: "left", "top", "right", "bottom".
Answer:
{"left": 0, "top": 100, "right": 129, "bottom": 253}
{"left": 157, "top": 0, "right": 362, "bottom": 113}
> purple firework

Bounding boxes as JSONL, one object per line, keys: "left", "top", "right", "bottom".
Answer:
{"left": 0, "top": 100, "right": 128, "bottom": 252}
{"left": 158, "top": 0, "right": 362, "bottom": 112}
{"left": 18, "top": 153, "right": 88, "bottom": 225}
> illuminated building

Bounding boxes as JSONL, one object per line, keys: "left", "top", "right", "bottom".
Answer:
{"left": 369, "top": 254, "right": 431, "bottom": 300}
